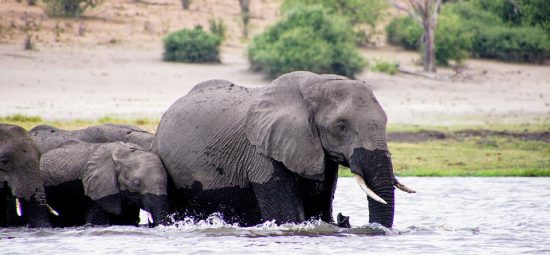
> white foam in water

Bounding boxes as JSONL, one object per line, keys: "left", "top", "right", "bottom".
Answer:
{"left": 1, "top": 178, "right": 549, "bottom": 254}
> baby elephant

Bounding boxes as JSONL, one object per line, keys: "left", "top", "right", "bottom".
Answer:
{"left": 40, "top": 140, "right": 168, "bottom": 227}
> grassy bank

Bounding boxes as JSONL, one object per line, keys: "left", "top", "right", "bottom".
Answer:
{"left": 1, "top": 114, "right": 549, "bottom": 177}
{"left": 340, "top": 136, "right": 549, "bottom": 177}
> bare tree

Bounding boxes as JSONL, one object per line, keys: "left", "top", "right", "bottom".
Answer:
{"left": 238, "top": 0, "right": 250, "bottom": 38}
{"left": 181, "top": 0, "right": 191, "bottom": 10}
{"left": 388, "top": 0, "right": 442, "bottom": 72}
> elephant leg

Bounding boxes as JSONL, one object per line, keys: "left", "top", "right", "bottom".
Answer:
{"left": 85, "top": 199, "right": 110, "bottom": 225}
{"left": 251, "top": 161, "right": 305, "bottom": 224}
{"left": 301, "top": 160, "right": 339, "bottom": 223}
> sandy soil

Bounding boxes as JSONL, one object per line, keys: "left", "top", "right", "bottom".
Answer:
{"left": 1, "top": 0, "right": 549, "bottom": 125}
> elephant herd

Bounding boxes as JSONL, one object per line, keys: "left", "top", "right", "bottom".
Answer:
{"left": 0, "top": 71, "right": 414, "bottom": 229}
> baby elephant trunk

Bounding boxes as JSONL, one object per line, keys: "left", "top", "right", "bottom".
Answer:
{"left": 142, "top": 193, "right": 169, "bottom": 226}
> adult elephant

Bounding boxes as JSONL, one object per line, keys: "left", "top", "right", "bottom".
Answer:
{"left": 29, "top": 123, "right": 153, "bottom": 153}
{"left": 40, "top": 140, "right": 169, "bottom": 227}
{"left": 153, "top": 71, "right": 414, "bottom": 228}
{"left": 0, "top": 124, "right": 53, "bottom": 228}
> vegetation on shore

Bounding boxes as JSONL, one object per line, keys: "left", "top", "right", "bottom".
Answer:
{"left": 1, "top": 114, "right": 548, "bottom": 177}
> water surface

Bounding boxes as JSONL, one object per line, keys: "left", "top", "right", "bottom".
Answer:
{"left": 1, "top": 177, "right": 548, "bottom": 254}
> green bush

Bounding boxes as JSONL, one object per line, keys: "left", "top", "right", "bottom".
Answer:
{"left": 369, "top": 59, "right": 398, "bottom": 75}
{"left": 163, "top": 26, "right": 222, "bottom": 63}
{"left": 43, "top": 0, "right": 102, "bottom": 18}
{"left": 208, "top": 18, "right": 226, "bottom": 40}
{"left": 449, "top": 1, "right": 550, "bottom": 63}
{"left": 281, "top": 0, "right": 388, "bottom": 28}
{"left": 434, "top": 11, "right": 472, "bottom": 65}
{"left": 248, "top": 6, "right": 365, "bottom": 78}
{"left": 386, "top": 1, "right": 550, "bottom": 64}
{"left": 385, "top": 14, "right": 471, "bottom": 65}
{"left": 385, "top": 16, "right": 422, "bottom": 50}
{"left": 470, "top": 25, "right": 550, "bottom": 63}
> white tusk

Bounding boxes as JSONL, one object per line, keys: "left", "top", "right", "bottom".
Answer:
{"left": 47, "top": 204, "right": 59, "bottom": 216}
{"left": 354, "top": 174, "right": 387, "bottom": 205}
{"left": 147, "top": 211, "right": 154, "bottom": 224}
{"left": 15, "top": 198, "right": 22, "bottom": 217}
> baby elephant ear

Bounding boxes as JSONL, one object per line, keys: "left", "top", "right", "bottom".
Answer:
{"left": 82, "top": 143, "right": 122, "bottom": 215}
{"left": 245, "top": 84, "right": 325, "bottom": 180}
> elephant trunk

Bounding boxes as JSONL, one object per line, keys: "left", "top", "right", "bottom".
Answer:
{"left": 22, "top": 191, "right": 52, "bottom": 228}
{"left": 349, "top": 148, "right": 395, "bottom": 228}
{"left": 142, "top": 193, "right": 169, "bottom": 226}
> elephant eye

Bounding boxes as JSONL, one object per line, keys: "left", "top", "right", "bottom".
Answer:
{"left": 0, "top": 157, "right": 9, "bottom": 166}
{"left": 335, "top": 120, "right": 348, "bottom": 132}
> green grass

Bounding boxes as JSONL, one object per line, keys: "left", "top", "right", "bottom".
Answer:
{"left": 0, "top": 114, "right": 159, "bottom": 133}
{"left": 2, "top": 114, "right": 548, "bottom": 177}
{"left": 368, "top": 59, "right": 399, "bottom": 75}
{"left": 340, "top": 137, "right": 549, "bottom": 177}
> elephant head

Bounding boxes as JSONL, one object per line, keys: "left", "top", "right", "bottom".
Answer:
{"left": 82, "top": 142, "right": 168, "bottom": 226}
{"left": 246, "top": 71, "right": 414, "bottom": 228}
{"left": 0, "top": 124, "right": 52, "bottom": 228}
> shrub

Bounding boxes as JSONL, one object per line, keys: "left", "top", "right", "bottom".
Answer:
{"left": 248, "top": 6, "right": 365, "bottom": 78}
{"left": 208, "top": 18, "right": 226, "bottom": 40}
{"left": 43, "top": 0, "right": 102, "bottom": 18}
{"left": 385, "top": 16, "right": 422, "bottom": 50}
{"left": 449, "top": 1, "right": 550, "bottom": 63}
{"left": 470, "top": 25, "right": 550, "bottom": 63}
{"left": 163, "top": 26, "right": 222, "bottom": 63}
{"left": 386, "top": 1, "right": 550, "bottom": 64}
{"left": 369, "top": 59, "right": 398, "bottom": 75}
{"left": 434, "top": 11, "right": 472, "bottom": 66}
{"left": 281, "top": 0, "right": 388, "bottom": 28}
{"left": 385, "top": 14, "right": 471, "bottom": 65}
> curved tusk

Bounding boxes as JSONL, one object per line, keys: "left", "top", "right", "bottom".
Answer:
{"left": 394, "top": 178, "right": 416, "bottom": 193}
{"left": 354, "top": 174, "right": 387, "bottom": 205}
{"left": 47, "top": 204, "right": 60, "bottom": 216}
{"left": 15, "top": 198, "right": 22, "bottom": 217}
{"left": 147, "top": 211, "right": 154, "bottom": 224}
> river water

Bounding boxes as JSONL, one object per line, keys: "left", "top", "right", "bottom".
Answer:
{"left": 1, "top": 177, "right": 548, "bottom": 254}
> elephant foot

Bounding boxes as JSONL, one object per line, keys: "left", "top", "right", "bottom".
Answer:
{"left": 336, "top": 213, "right": 351, "bottom": 228}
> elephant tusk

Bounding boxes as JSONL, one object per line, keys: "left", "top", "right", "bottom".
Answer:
{"left": 47, "top": 204, "right": 60, "bottom": 216}
{"left": 147, "top": 211, "right": 154, "bottom": 224}
{"left": 394, "top": 177, "right": 416, "bottom": 193}
{"left": 15, "top": 198, "right": 22, "bottom": 217}
{"left": 354, "top": 174, "right": 387, "bottom": 205}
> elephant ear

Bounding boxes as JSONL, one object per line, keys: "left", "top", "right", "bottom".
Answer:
{"left": 82, "top": 143, "right": 122, "bottom": 215}
{"left": 245, "top": 84, "right": 325, "bottom": 180}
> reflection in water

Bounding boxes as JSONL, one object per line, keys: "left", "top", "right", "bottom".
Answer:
{"left": 1, "top": 177, "right": 549, "bottom": 254}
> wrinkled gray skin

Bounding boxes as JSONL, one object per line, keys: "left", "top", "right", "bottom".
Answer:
{"left": 154, "top": 71, "right": 400, "bottom": 228}
{"left": 0, "top": 124, "right": 51, "bottom": 228}
{"left": 29, "top": 123, "right": 153, "bottom": 154}
{"left": 40, "top": 140, "right": 168, "bottom": 227}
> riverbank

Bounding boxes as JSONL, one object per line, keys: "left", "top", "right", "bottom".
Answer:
{"left": 3, "top": 115, "right": 548, "bottom": 177}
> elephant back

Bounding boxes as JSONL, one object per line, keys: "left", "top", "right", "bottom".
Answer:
{"left": 153, "top": 79, "right": 257, "bottom": 189}
{"left": 40, "top": 140, "right": 100, "bottom": 187}
{"left": 29, "top": 125, "right": 74, "bottom": 153}
{"left": 82, "top": 124, "right": 153, "bottom": 149}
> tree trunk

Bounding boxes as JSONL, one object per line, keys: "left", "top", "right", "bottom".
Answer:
{"left": 238, "top": 0, "right": 250, "bottom": 38}
{"left": 181, "top": 0, "right": 190, "bottom": 10}
{"left": 422, "top": 9, "right": 436, "bottom": 72}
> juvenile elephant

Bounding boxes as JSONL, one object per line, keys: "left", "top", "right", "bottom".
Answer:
{"left": 29, "top": 123, "right": 153, "bottom": 153}
{"left": 0, "top": 124, "right": 53, "bottom": 228}
{"left": 153, "top": 71, "right": 414, "bottom": 228}
{"left": 40, "top": 140, "right": 168, "bottom": 227}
